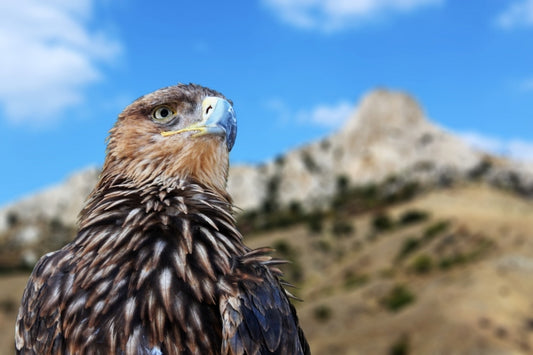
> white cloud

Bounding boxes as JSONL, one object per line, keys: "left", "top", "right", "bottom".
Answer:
{"left": 296, "top": 101, "right": 353, "bottom": 128}
{"left": 262, "top": 0, "right": 443, "bottom": 32}
{"left": 495, "top": 0, "right": 533, "bottom": 29}
{"left": 266, "top": 98, "right": 354, "bottom": 128}
{"left": 0, "top": 0, "right": 121, "bottom": 124}
{"left": 459, "top": 131, "right": 533, "bottom": 163}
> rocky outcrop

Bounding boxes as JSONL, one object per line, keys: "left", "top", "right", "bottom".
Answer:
{"left": 0, "top": 167, "right": 99, "bottom": 267}
{"left": 0, "top": 167, "right": 100, "bottom": 232}
{"left": 227, "top": 89, "right": 532, "bottom": 210}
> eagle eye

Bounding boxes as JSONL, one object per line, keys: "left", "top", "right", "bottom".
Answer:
{"left": 152, "top": 106, "right": 176, "bottom": 123}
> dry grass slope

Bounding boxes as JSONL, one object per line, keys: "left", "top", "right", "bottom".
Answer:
{"left": 242, "top": 183, "right": 533, "bottom": 354}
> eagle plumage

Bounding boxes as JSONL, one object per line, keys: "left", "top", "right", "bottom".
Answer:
{"left": 15, "top": 84, "right": 310, "bottom": 355}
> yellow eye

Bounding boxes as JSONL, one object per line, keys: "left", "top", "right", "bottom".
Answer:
{"left": 152, "top": 106, "right": 176, "bottom": 122}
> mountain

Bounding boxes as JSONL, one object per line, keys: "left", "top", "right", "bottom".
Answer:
{"left": 2, "top": 90, "right": 530, "bottom": 242}
{"left": 228, "top": 89, "right": 532, "bottom": 210}
{"left": 1, "top": 89, "right": 533, "bottom": 354}
{"left": 1, "top": 88, "right": 532, "bottom": 268}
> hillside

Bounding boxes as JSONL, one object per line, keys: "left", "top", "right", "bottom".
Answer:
{"left": 243, "top": 182, "right": 533, "bottom": 354}
{"left": 0, "top": 89, "right": 532, "bottom": 353}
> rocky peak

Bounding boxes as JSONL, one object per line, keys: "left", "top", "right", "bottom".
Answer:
{"left": 332, "top": 89, "right": 481, "bottom": 186}
{"left": 227, "top": 89, "right": 486, "bottom": 211}
{"left": 343, "top": 89, "right": 426, "bottom": 136}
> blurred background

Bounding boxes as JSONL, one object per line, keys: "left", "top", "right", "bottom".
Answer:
{"left": 1, "top": 0, "right": 533, "bottom": 353}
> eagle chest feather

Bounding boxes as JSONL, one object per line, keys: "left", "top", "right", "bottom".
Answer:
{"left": 44, "top": 180, "right": 247, "bottom": 354}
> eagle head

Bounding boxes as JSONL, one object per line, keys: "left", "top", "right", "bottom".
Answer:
{"left": 101, "top": 83, "right": 237, "bottom": 194}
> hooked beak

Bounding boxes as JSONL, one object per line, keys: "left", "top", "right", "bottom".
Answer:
{"left": 161, "top": 97, "right": 237, "bottom": 151}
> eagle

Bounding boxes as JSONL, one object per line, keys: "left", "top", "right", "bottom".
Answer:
{"left": 15, "top": 83, "right": 310, "bottom": 355}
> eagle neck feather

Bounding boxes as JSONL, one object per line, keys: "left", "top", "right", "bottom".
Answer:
{"left": 65, "top": 176, "right": 248, "bottom": 353}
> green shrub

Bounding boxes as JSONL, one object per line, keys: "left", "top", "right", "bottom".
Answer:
{"left": 271, "top": 240, "right": 304, "bottom": 283}
{"left": 273, "top": 239, "right": 293, "bottom": 257}
{"left": 389, "top": 335, "right": 410, "bottom": 355}
{"left": 358, "top": 183, "right": 379, "bottom": 201}
{"left": 397, "top": 237, "right": 420, "bottom": 260}
{"left": 468, "top": 158, "right": 492, "bottom": 180}
{"left": 382, "top": 285, "right": 416, "bottom": 312}
{"left": 373, "top": 213, "right": 394, "bottom": 231}
{"left": 0, "top": 298, "right": 16, "bottom": 313}
{"left": 288, "top": 201, "right": 303, "bottom": 215}
{"left": 423, "top": 220, "right": 450, "bottom": 241}
{"left": 6, "top": 212, "right": 18, "bottom": 227}
{"left": 301, "top": 151, "right": 320, "bottom": 173}
{"left": 307, "top": 214, "right": 324, "bottom": 234}
{"left": 439, "top": 253, "right": 468, "bottom": 270}
{"left": 288, "top": 261, "right": 304, "bottom": 283}
{"left": 399, "top": 209, "right": 429, "bottom": 225}
{"left": 331, "top": 219, "right": 355, "bottom": 238}
{"left": 336, "top": 175, "right": 350, "bottom": 194}
{"left": 410, "top": 254, "right": 433, "bottom": 274}
{"left": 261, "top": 175, "right": 281, "bottom": 213}
{"left": 386, "top": 182, "right": 420, "bottom": 203}
{"left": 313, "top": 304, "right": 333, "bottom": 322}
{"left": 438, "top": 240, "right": 493, "bottom": 270}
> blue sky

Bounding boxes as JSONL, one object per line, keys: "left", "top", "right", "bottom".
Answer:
{"left": 0, "top": 0, "right": 532, "bottom": 205}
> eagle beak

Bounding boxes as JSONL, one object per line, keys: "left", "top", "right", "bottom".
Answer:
{"left": 161, "top": 97, "right": 237, "bottom": 151}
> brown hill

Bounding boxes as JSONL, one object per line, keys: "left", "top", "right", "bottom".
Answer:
{"left": 244, "top": 182, "right": 533, "bottom": 354}
{"left": 1, "top": 182, "right": 532, "bottom": 354}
